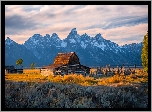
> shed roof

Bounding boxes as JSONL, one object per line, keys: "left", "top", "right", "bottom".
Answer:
{"left": 5, "top": 65, "right": 23, "bottom": 70}
{"left": 5, "top": 65, "right": 15, "bottom": 70}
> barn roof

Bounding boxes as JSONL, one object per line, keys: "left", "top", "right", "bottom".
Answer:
{"left": 44, "top": 52, "right": 79, "bottom": 69}
{"left": 53, "top": 52, "right": 75, "bottom": 65}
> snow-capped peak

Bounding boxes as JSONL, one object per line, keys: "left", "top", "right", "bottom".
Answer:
{"left": 33, "top": 34, "right": 42, "bottom": 37}
{"left": 71, "top": 28, "right": 76, "bottom": 32}
{"left": 81, "top": 33, "right": 88, "bottom": 37}
{"left": 84, "top": 33, "right": 88, "bottom": 36}
{"left": 94, "top": 33, "right": 104, "bottom": 41}
{"left": 52, "top": 33, "right": 58, "bottom": 37}
{"left": 66, "top": 28, "right": 81, "bottom": 43}
{"left": 30, "top": 34, "right": 43, "bottom": 44}
{"left": 81, "top": 33, "right": 91, "bottom": 40}
{"left": 5, "top": 37, "right": 14, "bottom": 45}
{"left": 69, "top": 28, "right": 77, "bottom": 35}
{"left": 45, "top": 34, "right": 50, "bottom": 37}
{"left": 6, "top": 37, "right": 11, "bottom": 41}
{"left": 51, "top": 33, "right": 61, "bottom": 41}
{"left": 31, "top": 34, "right": 43, "bottom": 40}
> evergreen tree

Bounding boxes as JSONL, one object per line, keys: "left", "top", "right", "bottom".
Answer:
{"left": 30, "top": 62, "right": 35, "bottom": 69}
{"left": 141, "top": 31, "right": 148, "bottom": 72}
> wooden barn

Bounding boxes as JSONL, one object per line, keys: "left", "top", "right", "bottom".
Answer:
{"left": 41, "top": 52, "right": 90, "bottom": 76}
{"left": 5, "top": 65, "right": 23, "bottom": 74}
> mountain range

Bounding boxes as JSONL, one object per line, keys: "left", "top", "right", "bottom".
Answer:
{"left": 5, "top": 28, "right": 143, "bottom": 67}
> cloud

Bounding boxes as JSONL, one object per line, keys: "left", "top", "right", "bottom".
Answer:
{"left": 101, "top": 23, "right": 148, "bottom": 45}
{"left": 102, "top": 15, "right": 148, "bottom": 29}
{"left": 5, "top": 5, "right": 148, "bottom": 45}
{"left": 5, "top": 15, "right": 36, "bottom": 30}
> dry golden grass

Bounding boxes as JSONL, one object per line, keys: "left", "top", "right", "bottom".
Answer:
{"left": 5, "top": 73, "right": 47, "bottom": 83}
{"left": 5, "top": 69, "right": 148, "bottom": 86}
{"left": 23, "top": 69, "right": 40, "bottom": 74}
{"left": 96, "top": 71, "right": 148, "bottom": 86}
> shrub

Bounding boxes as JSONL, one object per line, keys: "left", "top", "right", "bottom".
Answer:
{"left": 5, "top": 81, "right": 148, "bottom": 108}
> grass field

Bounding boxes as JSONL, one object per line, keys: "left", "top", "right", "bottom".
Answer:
{"left": 5, "top": 69, "right": 148, "bottom": 108}
{"left": 5, "top": 68, "right": 148, "bottom": 86}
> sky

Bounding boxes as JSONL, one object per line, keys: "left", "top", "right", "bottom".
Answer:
{"left": 5, "top": 5, "right": 148, "bottom": 46}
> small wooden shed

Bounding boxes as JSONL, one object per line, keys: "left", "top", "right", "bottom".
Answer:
{"left": 41, "top": 52, "right": 90, "bottom": 76}
{"left": 5, "top": 65, "right": 23, "bottom": 74}
{"left": 5, "top": 65, "right": 15, "bottom": 73}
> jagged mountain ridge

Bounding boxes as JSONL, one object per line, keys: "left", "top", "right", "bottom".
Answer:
{"left": 5, "top": 28, "right": 142, "bottom": 67}
{"left": 5, "top": 37, "right": 43, "bottom": 67}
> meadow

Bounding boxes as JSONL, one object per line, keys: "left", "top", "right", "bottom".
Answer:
{"left": 5, "top": 68, "right": 148, "bottom": 108}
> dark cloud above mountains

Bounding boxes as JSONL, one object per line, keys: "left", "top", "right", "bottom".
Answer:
{"left": 5, "top": 15, "right": 37, "bottom": 30}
